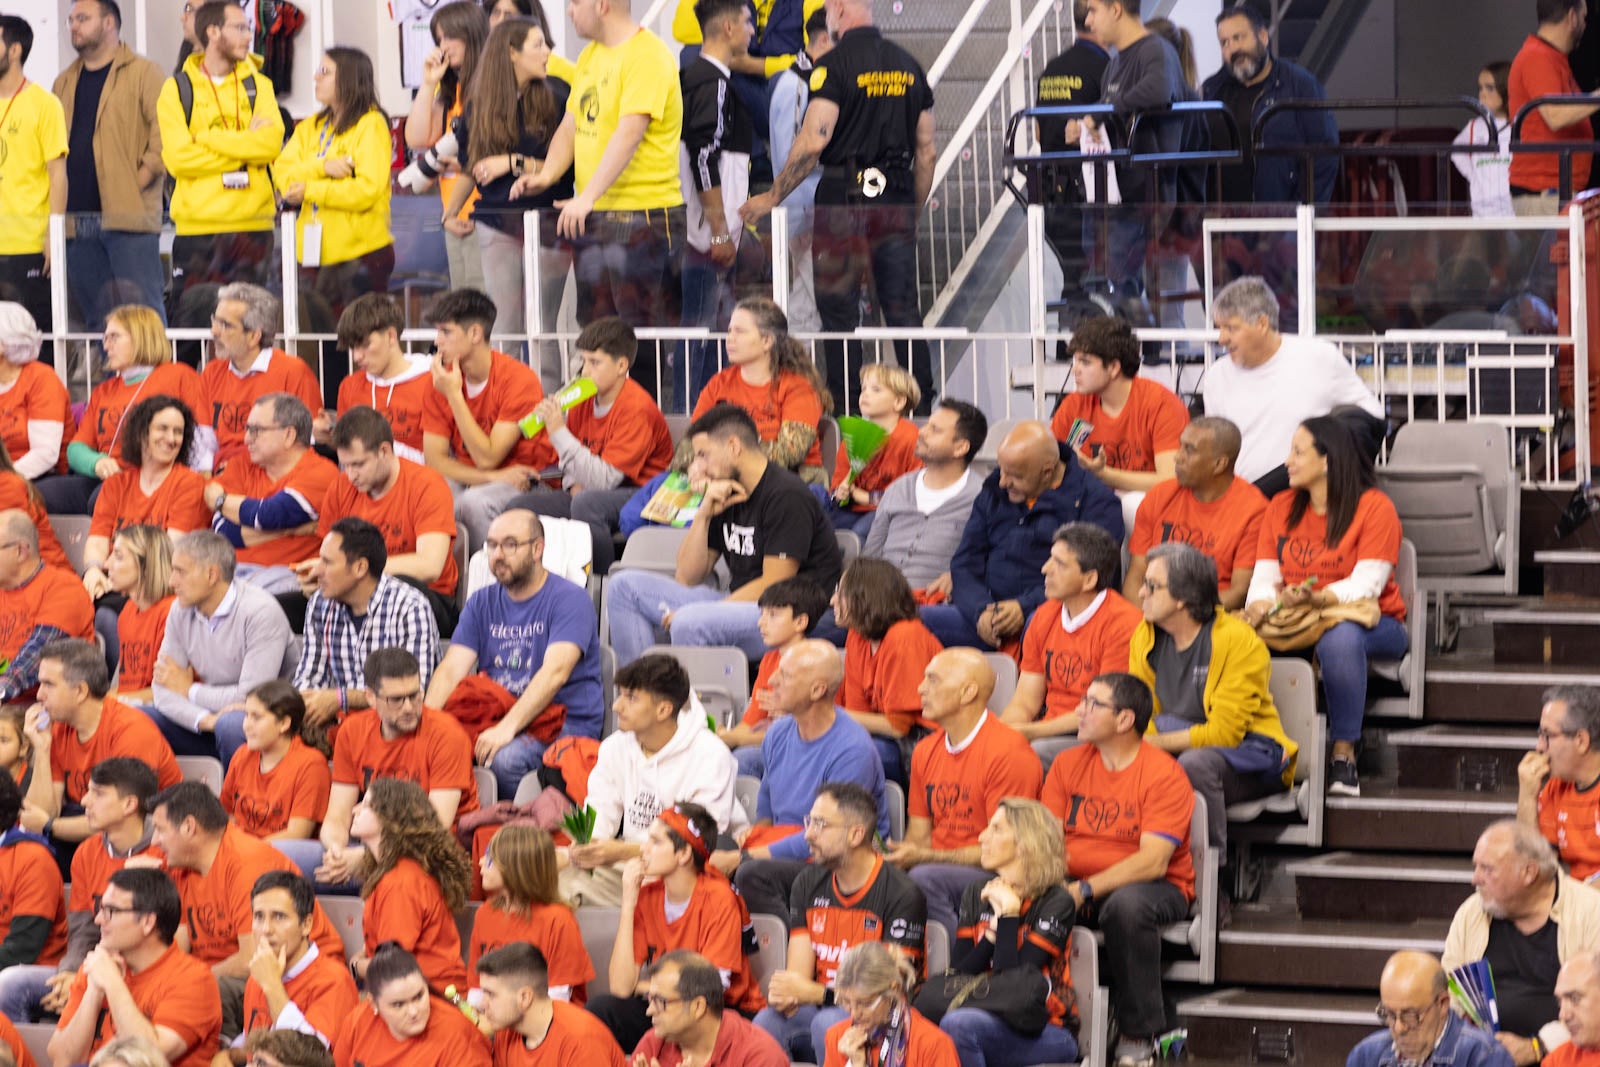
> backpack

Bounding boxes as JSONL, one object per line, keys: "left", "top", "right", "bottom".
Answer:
{"left": 176, "top": 67, "right": 256, "bottom": 127}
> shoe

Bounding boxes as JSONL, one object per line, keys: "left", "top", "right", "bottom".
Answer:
{"left": 1329, "top": 757, "right": 1361, "bottom": 797}
{"left": 1115, "top": 1040, "right": 1156, "bottom": 1067}
{"left": 1115, "top": 1053, "right": 1155, "bottom": 1067}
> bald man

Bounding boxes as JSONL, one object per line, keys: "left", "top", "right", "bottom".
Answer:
{"left": 1552, "top": 954, "right": 1600, "bottom": 1066}
{"left": 1348, "top": 950, "right": 1513, "bottom": 1067}
{"left": 921, "top": 421, "right": 1122, "bottom": 652}
{"left": 712, "top": 639, "right": 891, "bottom": 919}
{"left": 885, "top": 648, "right": 1041, "bottom": 934}
{"left": 0, "top": 509, "right": 93, "bottom": 702}
{"left": 423, "top": 508, "right": 605, "bottom": 799}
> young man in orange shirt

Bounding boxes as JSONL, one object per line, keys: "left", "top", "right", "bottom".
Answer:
{"left": 421, "top": 288, "right": 553, "bottom": 556}
{"left": 325, "top": 294, "right": 433, "bottom": 462}
{"left": 1040, "top": 672, "right": 1195, "bottom": 1067}
{"left": 1520, "top": 685, "right": 1600, "bottom": 882}
{"left": 0, "top": 510, "right": 95, "bottom": 702}
{"left": 50, "top": 867, "right": 222, "bottom": 1067}
{"left": 477, "top": 942, "right": 627, "bottom": 1067}
{"left": 1124, "top": 417, "right": 1266, "bottom": 613}
{"left": 201, "top": 284, "right": 322, "bottom": 473}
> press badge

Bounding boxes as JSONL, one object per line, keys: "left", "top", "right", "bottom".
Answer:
{"left": 302, "top": 221, "right": 323, "bottom": 267}
{"left": 221, "top": 170, "right": 249, "bottom": 190}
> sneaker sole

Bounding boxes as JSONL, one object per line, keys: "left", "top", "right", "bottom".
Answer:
{"left": 1327, "top": 782, "right": 1361, "bottom": 797}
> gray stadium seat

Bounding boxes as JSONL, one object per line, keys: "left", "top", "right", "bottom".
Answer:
{"left": 885, "top": 780, "right": 906, "bottom": 842}
{"left": 177, "top": 755, "right": 224, "bottom": 794}
{"left": 925, "top": 918, "right": 950, "bottom": 976}
{"left": 1227, "top": 657, "right": 1324, "bottom": 849}
{"left": 1368, "top": 539, "right": 1426, "bottom": 720}
{"left": 642, "top": 644, "right": 750, "bottom": 730}
{"left": 751, "top": 912, "right": 787, "bottom": 998}
{"left": 474, "top": 766, "right": 498, "bottom": 808}
{"left": 577, "top": 905, "right": 622, "bottom": 998}
{"left": 984, "top": 651, "right": 1019, "bottom": 714}
{"left": 52, "top": 514, "right": 90, "bottom": 575}
{"left": 317, "top": 894, "right": 365, "bottom": 962}
{"left": 735, "top": 775, "right": 760, "bottom": 825}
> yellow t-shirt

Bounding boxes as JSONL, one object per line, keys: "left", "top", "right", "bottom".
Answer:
{"left": 0, "top": 82, "right": 66, "bottom": 255}
{"left": 568, "top": 28, "right": 684, "bottom": 212}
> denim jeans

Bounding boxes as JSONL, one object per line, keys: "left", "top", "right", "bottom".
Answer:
{"left": 940, "top": 1008, "right": 1080, "bottom": 1067}
{"left": 679, "top": 248, "right": 735, "bottom": 407}
{"left": 753, "top": 1004, "right": 847, "bottom": 1063}
{"left": 214, "top": 710, "right": 247, "bottom": 772}
{"left": 134, "top": 701, "right": 226, "bottom": 761}
{"left": 1317, "top": 615, "right": 1409, "bottom": 743}
{"left": 66, "top": 220, "right": 165, "bottom": 331}
{"left": 570, "top": 205, "right": 686, "bottom": 400}
{"left": 604, "top": 570, "right": 763, "bottom": 665}
{"left": 487, "top": 732, "right": 545, "bottom": 803}
{"left": 0, "top": 964, "right": 50, "bottom": 1023}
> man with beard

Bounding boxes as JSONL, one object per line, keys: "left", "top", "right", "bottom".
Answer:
{"left": 1444, "top": 820, "right": 1600, "bottom": 1066}
{"left": 1201, "top": 3, "right": 1337, "bottom": 204}
{"left": 0, "top": 16, "right": 65, "bottom": 330}
{"left": 424, "top": 508, "right": 604, "bottom": 800}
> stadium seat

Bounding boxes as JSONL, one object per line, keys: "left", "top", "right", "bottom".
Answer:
{"left": 53, "top": 514, "right": 90, "bottom": 575}
{"left": 1368, "top": 539, "right": 1426, "bottom": 720}
{"left": 452, "top": 535, "right": 470, "bottom": 610}
{"left": 318, "top": 894, "right": 365, "bottom": 962}
{"left": 750, "top": 912, "right": 787, "bottom": 998}
{"left": 177, "top": 755, "right": 224, "bottom": 794}
{"left": 474, "top": 766, "right": 498, "bottom": 807}
{"left": 819, "top": 415, "right": 839, "bottom": 476}
{"left": 926, "top": 919, "right": 950, "bottom": 976}
{"left": 885, "top": 780, "right": 906, "bottom": 841}
{"left": 577, "top": 906, "right": 622, "bottom": 998}
{"left": 1227, "top": 657, "right": 1324, "bottom": 849}
{"left": 836, "top": 529, "right": 861, "bottom": 565}
{"left": 513, "top": 772, "right": 544, "bottom": 807}
{"left": 16, "top": 1022, "right": 52, "bottom": 1067}
{"left": 735, "top": 775, "right": 759, "bottom": 824}
{"left": 643, "top": 644, "right": 750, "bottom": 729}
{"left": 972, "top": 417, "right": 1022, "bottom": 476}
{"left": 665, "top": 414, "right": 692, "bottom": 445}
{"left": 1159, "top": 793, "right": 1217, "bottom": 985}
{"left": 466, "top": 514, "right": 596, "bottom": 600}
{"left": 984, "top": 652, "right": 1019, "bottom": 713}
{"left": 1068, "top": 926, "right": 1110, "bottom": 1067}
{"left": 600, "top": 645, "right": 616, "bottom": 737}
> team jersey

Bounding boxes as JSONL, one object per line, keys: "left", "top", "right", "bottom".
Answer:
{"left": 0, "top": 473, "right": 67, "bottom": 570}
{"left": 908, "top": 713, "right": 1042, "bottom": 851}
{"left": 693, "top": 367, "right": 825, "bottom": 469}
{"left": 632, "top": 871, "right": 765, "bottom": 1013}
{"left": 239, "top": 944, "right": 358, "bottom": 1045}
{"left": 115, "top": 595, "right": 175, "bottom": 694}
{"left": 49, "top": 698, "right": 181, "bottom": 804}
{"left": 331, "top": 706, "right": 479, "bottom": 824}
{"left": 1129, "top": 477, "right": 1267, "bottom": 592}
{"left": 335, "top": 362, "right": 433, "bottom": 460}
{"left": 69, "top": 830, "right": 164, "bottom": 919}
{"left": 467, "top": 900, "right": 593, "bottom": 1001}
{"left": 842, "top": 618, "right": 943, "bottom": 735}
{"left": 421, "top": 351, "right": 554, "bottom": 471}
{"left": 563, "top": 378, "right": 674, "bottom": 486}
{"left": 362, "top": 856, "right": 468, "bottom": 997}
{"left": 59, "top": 943, "right": 221, "bottom": 1067}
{"left": 488, "top": 1001, "right": 625, "bottom": 1067}
{"left": 74, "top": 363, "right": 211, "bottom": 463}
{"left": 318, "top": 458, "right": 459, "bottom": 597}
{"left": 90, "top": 465, "right": 211, "bottom": 540}
{"left": 331, "top": 995, "right": 491, "bottom": 1067}
{"left": 214, "top": 448, "right": 339, "bottom": 567}
{"left": 0, "top": 833, "right": 67, "bottom": 965}
{"left": 1049, "top": 376, "right": 1189, "bottom": 473}
{"left": 0, "top": 565, "right": 92, "bottom": 669}
{"left": 790, "top": 855, "right": 926, "bottom": 987}
{"left": 219, "top": 737, "right": 332, "bottom": 837}
{"left": 201, "top": 350, "right": 322, "bottom": 470}
{"left": 1540, "top": 777, "right": 1600, "bottom": 883}
{"left": 1018, "top": 592, "right": 1142, "bottom": 721}
{"left": 954, "top": 880, "right": 1076, "bottom": 1027}
{"left": 1255, "top": 487, "right": 1405, "bottom": 620}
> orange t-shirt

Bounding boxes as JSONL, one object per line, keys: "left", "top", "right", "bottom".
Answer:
{"left": 421, "top": 351, "right": 555, "bottom": 471}
{"left": 331, "top": 995, "right": 491, "bottom": 1067}
{"left": 336, "top": 368, "right": 434, "bottom": 458}
{"left": 741, "top": 647, "right": 781, "bottom": 726}
{"left": 0, "top": 472, "right": 67, "bottom": 570}
{"left": 830, "top": 417, "right": 922, "bottom": 506}
{"left": 0, "top": 563, "right": 94, "bottom": 666}
{"left": 240, "top": 946, "right": 358, "bottom": 1044}
{"left": 0, "top": 836, "right": 66, "bottom": 965}
{"left": 0, "top": 362, "right": 71, "bottom": 471}
{"left": 1255, "top": 487, "right": 1406, "bottom": 620}
{"left": 1018, "top": 592, "right": 1142, "bottom": 722}
{"left": 1049, "top": 376, "right": 1189, "bottom": 473}
{"left": 823, "top": 1010, "right": 959, "bottom": 1067}
{"left": 1130, "top": 476, "right": 1268, "bottom": 592}
{"left": 467, "top": 900, "right": 593, "bottom": 1000}
{"left": 216, "top": 448, "right": 340, "bottom": 567}
{"left": 70, "top": 832, "right": 165, "bottom": 918}
{"left": 50, "top": 698, "right": 182, "bottom": 803}
{"left": 1042, "top": 739, "right": 1196, "bottom": 900}
{"left": 909, "top": 713, "right": 1042, "bottom": 851}
{"left": 564, "top": 378, "right": 673, "bottom": 486}
{"left": 90, "top": 465, "right": 211, "bottom": 540}
{"left": 490, "top": 1001, "right": 625, "bottom": 1067}
{"left": 694, "top": 367, "right": 824, "bottom": 469}
{"left": 75, "top": 363, "right": 211, "bottom": 462}
{"left": 116, "top": 595, "right": 175, "bottom": 694}
{"left": 219, "top": 737, "right": 333, "bottom": 837}
{"left": 1539, "top": 777, "right": 1600, "bottom": 882}
{"left": 318, "top": 459, "right": 459, "bottom": 596}
{"left": 59, "top": 942, "right": 222, "bottom": 1067}
{"left": 0, "top": 1011, "right": 34, "bottom": 1067}
{"left": 202, "top": 350, "right": 323, "bottom": 471}
{"left": 632, "top": 871, "right": 765, "bottom": 1014}
{"left": 331, "top": 706, "right": 479, "bottom": 823}
{"left": 363, "top": 856, "right": 468, "bottom": 996}
{"left": 843, "top": 618, "right": 944, "bottom": 735}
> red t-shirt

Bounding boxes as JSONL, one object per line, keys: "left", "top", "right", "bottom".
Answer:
{"left": 1018, "top": 592, "right": 1142, "bottom": 722}
{"left": 331, "top": 706, "right": 479, "bottom": 823}
{"left": 1050, "top": 377, "right": 1189, "bottom": 473}
{"left": 634, "top": 1011, "right": 789, "bottom": 1067}
{"left": 50, "top": 698, "right": 182, "bottom": 804}
{"left": 0, "top": 473, "right": 67, "bottom": 570}
{"left": 843, "top": 618, "right": 944, "bottom": 735}
{"left": 694, "top": 367, "right": 824, "bottom": 468}
{"left": 75, "top": 363, "right": 211, "bottom": 463}
{"left": 219, "top": 737, "right": 332, "bottom": 837}
{"left": 830, "top": 418, "right": 922, "bottom": 506}
{"left": 69, "top": 832, "right": 165, "bottom": 918}
{"left": 0, "top": 836, "right": 66, "bottom": 965}
{"left": 741, "top": 648, "right": 781, "bottom": 727}
{"left": 239, "top": 946, "right": 359, "bottom": 1044}
{"left": 1042, "top": 739, "right": 1196, "bottom": 900}
{"left": 632, "top": 871, "right": 765, "bottom": 1014}
{"left": 362, "top": 856, "right": 468, "bottom": 996}
{"left": 564, "top": 378, "right": 673, "bottom": 486}
{"left": 822, "top": 1010, "right": 960, "bottom": 1067}
{"left": 489, "top": 1001, "right": 625, "bottom": 1067}
{"left": 215, "top": 448, "right": 340, "bottom": 567}
{"left": 202, "top": 350, "right": 323, "bottom": 471}
{"left": 116, "top": 595, "right": 175, "bottom": 694}
{"left": 0, "top": 362, "right": 70, "bottom": 472}
{"left": 1539, "top": 777, "right": 1600, "bottom": 882}
{"left": 1130, "top": 477, "right": 1267, "bottom": 592}
{"left": 0, "top": 1011, "right": 34, "bottom": 1067}
{"left": 0, "top": 563, "right": 93, "bottom": 668}
{"left": 336, "top": 367, "right": 433, "bottom": 458}
{"left": 331, "top": 995, "right": 491, "bottom": 1067}
{"left": 59, "top": 943, "right": 222, "bottom": 1067}
{"left": 421, "top": 351, "right": 555, "bottom": 470}
{"left": 1509, "top": 33, "right": 1593, "bottom": 193}
{"left": 467, "top": 900, "right": 593, "bottom": 1001}
{"left": 318, "top": 459, "right": 459, "bottom": 596}
{"left": 1255, "top": 487, "right": 1405, "bottom": 620}
{"left": 90, "top": 465, "right": 211, "bottom": 540}
{"left": 909, "top": 713, "right": 1042, "bottom": 851}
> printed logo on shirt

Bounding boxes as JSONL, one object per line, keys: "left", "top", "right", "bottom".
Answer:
{"left": 856, "top": 71, "right": 916, "bottom": 97}
{"left": 1058, "top": 790, "right": 1143, "bottom": 842}
{"left": 1098, "top": 441, "right": 1149, "bottom": 471}
{"left": 187, "top": 900, "right": 237, "bottom": 955}
{"left": 215, "top": 400, "right": 251, "bottom": 440}
{"left": 925, "top": 782, "right": 979, "bottom": 834}
{"left": 809, "top": 67, "right": 827, "bottom": 91}
{"left": 233, "top": 794, "right": 287, "bottom": 837}
{"left": 1158, "top": 521, "right": 1220, "bottom": 558}
{"left": 1038, "top": 74, "right": 1085, "bottom": 101}
{"left": 1276, "top": 533, "right": 1342, "bottom": 572}
{"left": 721, "top": 522, "right": 756, "bottom": 557}
{"left": 1042, "top": 648, "right": 1092, "bottom": 702}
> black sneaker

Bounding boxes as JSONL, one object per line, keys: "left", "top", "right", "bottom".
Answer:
{"left": 1329, "top": 757, "right": 1361, "bottom": 797}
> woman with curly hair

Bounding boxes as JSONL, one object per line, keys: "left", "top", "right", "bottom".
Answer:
{"left": 349, "top": 776, "right": 473, "bottom": 996}
{"left": 469, "top": 825, "right": 592, "bottom": 999}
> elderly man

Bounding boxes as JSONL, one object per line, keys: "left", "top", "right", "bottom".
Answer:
{"left": 921, "top": 420, "right": 1121, "bottom": 652}
{"left": 1445, "top": 820, "right": 1600, "bottom": 1066}
{"left": 632, "top": 950, "right": 789, "bottom": 1067}
{"left": 1520, "top": 686, "right": 1600, "bottom": 882}
{"left": 0, "top": 509, "right": 94, "bottom": 703}
{"left": 1346, "top": 950, "right": 1513, "bottom": 1067}
{"left": 1549, "top": 953, "right": 1600, "bottom": 1067}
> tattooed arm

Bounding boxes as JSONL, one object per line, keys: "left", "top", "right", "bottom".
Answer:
{"left": 740, "top": 98, "right": 840, "bottom": 222}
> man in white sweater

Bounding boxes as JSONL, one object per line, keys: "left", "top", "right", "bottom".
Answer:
{"left": 560, "top": 652, "right": 747, "bottom": 906}
{"left": 1204, "top": 275, "right": 1381, "bottom": 497}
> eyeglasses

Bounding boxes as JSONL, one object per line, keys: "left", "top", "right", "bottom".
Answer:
{"left": 1375, "top": 999, "right": 1440, "bottom": 1029}
{"left": 210, "top": 315, "right": 243, "bottom": 332}
{"left": 1080, "top": 695, "right": 1117, "bottom": 716}
{"left": 485, "top": 538, "right": 538, "bottom": 555}
{"left": 802, "top": 815, "right": 841, "bottom": 832}
{"left": 1139, "top": 578, "right": 1168, "bottom": 592}
{"left": 375, "top": 690, "right": 422, "bottom": 708}
{"left": 836, "top": 992, "right": 887, "bottom": 1015}
{"left": 646, "top": 993, "right": 685, "bottom": 1011}
{"left": 96, "top": 902, "right": 140, "bottom": 918}
{"left": 1539, "top": 727, "right": 1577, "bottom": 743}
{"left": 242, "top": 423, "right": 282, "bottom": 437}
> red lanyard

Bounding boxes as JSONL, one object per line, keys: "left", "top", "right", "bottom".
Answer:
{"left": 205, "top": 69, "right": 241, "bottom": 130}
{"left": 0, "top": 80, "right": 29, "bottom": 137}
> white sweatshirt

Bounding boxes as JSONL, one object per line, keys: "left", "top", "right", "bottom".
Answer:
{"left": 587, "top": 706, "right": 750, "bottom": 845}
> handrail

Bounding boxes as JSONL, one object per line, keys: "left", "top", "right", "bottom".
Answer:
{"left": 927, "top": 0, "right": 1000, "bottom": 87}
{"left": 1509, "top": 94, "right": 1600, "bottom": 203}
{"left": 640, "top": 0, "right": 675, "bottom": 42}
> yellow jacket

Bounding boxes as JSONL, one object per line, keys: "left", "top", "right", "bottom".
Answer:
{"left": 1130, "top": 610, "right": 1298, "bottom": 788}
{"left": 274, "top": 109, "right": 393, "bottom": 266}
{"left": 158, "top": 54, "right": 284, "bottom": 235}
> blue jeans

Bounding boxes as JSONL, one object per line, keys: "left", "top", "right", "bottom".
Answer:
{"left": 919, "top": 604, "right": 996, "bottom": 651}
{"left": 0, "top": 964, "right": 50, "bottom": 1023}
{"left": 680, "top": 249, "right": 734, "bottom": 406}
{"left": 606, "top": 570, "right": 764, "bottom": 665}
{"left": 66, "top": 221, "right": 165, "bottom": 331}
{"left": 1316, "top": 616, "right": 1409, "bottom": 743}
{"left": 215, "top": 710, "right": 247, "bottom": 772}
{"left": 753, "top": 1004, "right": 847, "bottom": 1063}
{"left": 135, "top": 702, "right": 226, "bottom": 761}
{"left": 910, "top": 864, "right": 989, "bottom": 939}
{"left": 940, "top": 1008, "right": 1080, "bottom": 1067}
{"left": 487, "top": 733, "right": 545, "bottom": 802}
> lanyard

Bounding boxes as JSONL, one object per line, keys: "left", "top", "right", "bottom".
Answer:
{"left": 0, "top": 80, "right": 28, "bottom": 138}
{"left": 206, "top": 69, "right": 241, "bottom": 130}
{"left": 316, "top": 118, "right": 337, "bottom": 158}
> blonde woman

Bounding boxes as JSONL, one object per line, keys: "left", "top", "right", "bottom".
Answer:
{"left": 105, "top": 524, "right": 175, "bottom": 702}
{"left": 822, "top": 942, "right": 958, "bottom": 1067}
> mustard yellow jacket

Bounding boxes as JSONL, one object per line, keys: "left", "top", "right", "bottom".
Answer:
{"left": 158, "top": 55, "right": 283, "bottom": 235}
{"left": 274, "top": 109, "right": 393, "bottom": 266}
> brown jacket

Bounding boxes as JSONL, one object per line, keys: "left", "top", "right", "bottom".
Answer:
{"left": 52, "top": 43, "right": 166, "bottom": 233}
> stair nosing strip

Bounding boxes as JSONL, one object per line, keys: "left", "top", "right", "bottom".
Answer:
{"left": 1388, "top": 731, "right": 1534, "bottom": 749}
{"left": 1176, "top": 1001, "right": 1376, "bottom": 1025}
{"left": 1282, "top": 862, "right": 1471, "bottom": 882}
{"left": 1425, "top": 668, "right": 1600, "bottom": 685}
{"left": 1220, "top": 931, "right": 1446, "bottom": 951}
{"left": 1326, "top": 796, "right": 1516, "bottom": 813}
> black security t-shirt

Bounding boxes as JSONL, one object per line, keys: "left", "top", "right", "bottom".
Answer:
{"left": 809, "top": 26, "right": 933, "bottom": 172}
{"left": 707, "top": 461, "right": 843, "bottom": 593}
{"left": 1035, "top": 41, "right": 1109, "bottom": 153}
{"left": 1484, "top": 914, "right": 1560, "bottom": 1038}
{"left": 67, "top": 64, "right": 109, "bottom": 214}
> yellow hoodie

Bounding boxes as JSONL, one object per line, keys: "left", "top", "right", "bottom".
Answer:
{"left": 274, "top": 109, "right": 393, "bottom": 267}
{"left": 158, "top": 54, "right": 284, "bottom": 236}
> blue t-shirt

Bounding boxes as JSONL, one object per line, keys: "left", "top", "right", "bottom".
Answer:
{"left": 452, "top": 574, "right": 604, "bottom": 739}
{"left": 759, "top": 711, "right": 889, "bottom": 860}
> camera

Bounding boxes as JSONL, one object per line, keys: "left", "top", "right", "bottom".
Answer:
{"left": 398, "top": 120, "right": 462, "bottom": 194}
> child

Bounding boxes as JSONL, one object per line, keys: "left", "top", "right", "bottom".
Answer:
{"left": 470, "top": 825, "right": 594, "bottom": 1002}
{"left": 716, "top": 577, "right": 830, "bottom": 779}
{"left": 0, "top": 706, "right": 30, "bottom": 791}
{"left": 218, "top": 680, "right": 333, "bottom": 841}
{"left": 825, "top": 363, "right": 923, "bottom": 536}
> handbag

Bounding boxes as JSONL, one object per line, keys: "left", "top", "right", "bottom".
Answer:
{"left": 1255, "top": 598, "right": 1382, "bottom": 652}
{"left": 912, "top": 967, "right": 1051, "bottom": 1037}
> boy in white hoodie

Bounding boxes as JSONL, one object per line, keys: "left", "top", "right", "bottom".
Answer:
{"left": 561, "top": 653, "right": 748, "bottom": 906}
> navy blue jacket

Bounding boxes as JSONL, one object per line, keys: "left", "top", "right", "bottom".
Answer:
{"left": 950, "top": 442, "right": 1123, "bottom": 627}
{"left": 1344, "top": 1011, "right": 1513, "bottom": 1067}
{"left": 1202, "top": 55, "right": 1339, "bottom": 204}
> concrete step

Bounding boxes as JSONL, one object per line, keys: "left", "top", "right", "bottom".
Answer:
{"left": 1485, "top": 605, "right": 1600, "bottom": 667}
{"left": 1324, "top": 781, "right": 1513, "bottom": 853}
{"left": 1178, "top": 988, "right": 1377, "bottom": 1067}
{"left": 1534, "top": 550, "right": 1600, "bottom": 600}
{"left": 1423, "top": 658, "right": 1600, "bottom": 723}
{"left": 1389, "top": 723, "right": 1533, "bottom": 792}
{"left": 1217, "top": 914, "right": 1449, "bottom": 989}
{"left": 1285, "top": 851, "right": 1471, "bottom": 922}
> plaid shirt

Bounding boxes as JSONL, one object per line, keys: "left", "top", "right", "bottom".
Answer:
{"left": 292, "top": 575, "right": 440, "bottom": 691}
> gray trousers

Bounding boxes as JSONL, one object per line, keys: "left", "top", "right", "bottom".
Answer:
{"left": 909, "top": 863, "right": 989, "bottom": 943}
{"left": 1176, "top": 746, "right": 1284, "bottom": 852}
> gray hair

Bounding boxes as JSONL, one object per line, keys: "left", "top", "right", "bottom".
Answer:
{"left": 1148, "top": 541, "right": 1218, "bottom": 624}
{"left": 216, "top": 283, "right": 282, "bottom": 341}
{"left": 1484, "top": 818, "right": 1561, "bottom": 883}
{"left": 0, "top": 303, "right": 43, "bottom": 365}
{"left": 174, "top": 529, "right": 237, "bottom": 583}
{"left": 254, "top": 393, "right": 314, "bottom": 448}
{"left": 0, "top": 508, "right": 38, "bottom": 557}
{"left": 1190, "top": 416, "right": 1243, "bottom": 467}
{"left": 1211, "top": 276, "right": 1280, "bottom": 329}
{"left": 1547, "top": 685, "right": 1600, "bottom": 745}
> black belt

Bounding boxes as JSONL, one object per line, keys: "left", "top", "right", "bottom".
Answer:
{"left": 819, "top": 164, "right": 914, "bottom": 201}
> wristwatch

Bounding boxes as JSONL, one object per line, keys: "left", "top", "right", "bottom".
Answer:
{"left": 207, "top": 486, "right": 226, "bottom": 511}
{"left": 1077, "top": 879, "right": 1094, "bottom": 903}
